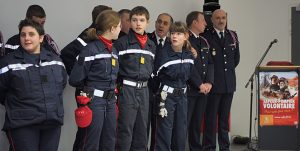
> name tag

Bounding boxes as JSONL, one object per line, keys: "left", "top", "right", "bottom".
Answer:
{"left": 112, "top": 58, "right": 116, "bottom": 66}
{"left": 140, "top": 57, "right": 145, "bottom": 64}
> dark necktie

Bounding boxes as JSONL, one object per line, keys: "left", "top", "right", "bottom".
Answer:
{"left": 158, "top": 38, "right": 163, "bottom": 49}
{"left": 220, "top": 32, "right": 224, "bottom": 40}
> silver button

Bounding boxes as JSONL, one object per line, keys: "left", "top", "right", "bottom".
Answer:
{"left": 225, "top": 68, "right": 227, "bottom": 71}
{"left": 224, "top": 48, "right": 226, "bottom": 50}
{"left": 201, "top": 49, "right": 203, "bottom": 52}
{"left": 203, "top": 72, "right": 206, "bottom": 74}
{"left": 225, "top": 61, "right": 227, "bottom": 64}
{"left": 202, "top": 57, "right": 204, "bottom": 59}
{"left": 203, "top": 64, "right": 206, "bottom": 67}
{"left": 224, "top": 54, "right": 226, "bottom": 57}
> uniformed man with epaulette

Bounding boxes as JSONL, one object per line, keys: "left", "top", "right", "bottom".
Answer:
{"left": 186, "top": 11, "right": 214, "bottom": 151}
{"left": 203, "top": 9, "right": 240, "bottom": 151}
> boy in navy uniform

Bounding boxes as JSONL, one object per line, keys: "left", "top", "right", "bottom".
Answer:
{"left": 186, "top": 11, "right": 214, "bottom": 151}
{"left": 115, "top": 6, "right": 156, "bottom": 151}
{"left": 203, "top": 9, "right": 240, "bottom": 151}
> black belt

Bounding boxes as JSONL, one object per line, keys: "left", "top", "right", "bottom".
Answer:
{"left": 83, "top": 86, "right": 115, "bottom": 100}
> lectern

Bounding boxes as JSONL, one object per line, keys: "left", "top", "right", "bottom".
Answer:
{"left": 258, "top": 66, "right": 300, "bottom": 150}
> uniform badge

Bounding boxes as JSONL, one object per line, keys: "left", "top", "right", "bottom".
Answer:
{"left": 212, "top": 48, "right": 216, "bottom": 56}
{"left": 140, "top": 57, "right": 145, "bottom": 64}
{"left": 112, "top": 58, "right": 116, "bottom": 66}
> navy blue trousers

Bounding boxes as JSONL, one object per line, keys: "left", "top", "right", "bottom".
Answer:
{"left": 155, "top": 94, "right": 187, "bottom": 151}
{"left": 203, "top": 93, "right": 233, "bottom": 151}
{"left": 116, "top": 85, "right": 149, "bottom": 151}
{"left": 73, "top": 97, "right": 117, "bottom": 151}
{"left": 6, "top": 124, "right": 61, "bottom": 151}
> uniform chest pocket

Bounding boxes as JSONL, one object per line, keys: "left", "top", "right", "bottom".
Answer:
{"left": 10, "top": 70, "right": 32, "bottom": 98}
{"left": 51, "top": 66, "right": 65, "bottom": 93}
{"left": 181, "top": 63, "right": 192, "bottom": 79}
{"left": 90, "top": 58, "right": 108, "bottom": 76}
{"left": 120, "top": 54, "right": 138, "bottom": 68}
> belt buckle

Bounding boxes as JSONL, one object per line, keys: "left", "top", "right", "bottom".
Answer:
{"left": 136, "top": 82, "right": 142, "bottom": 88}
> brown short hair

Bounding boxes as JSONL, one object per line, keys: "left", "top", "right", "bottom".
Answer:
{"left": 186, "top": 11, "right": 203, "bottom": 28}
{"left": 130, "top": 6, "right": 150, "bottom": 20}
{"left": 92, "top": 5, "right": 112, "bottom": 23}
{"left": 18, "top": 19, "right": 45, "bottom": 36}
{"left": 26, "top": 5, "right": 46, "bottom": 19}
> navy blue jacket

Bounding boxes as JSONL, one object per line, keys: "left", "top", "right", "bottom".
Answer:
{"left": 188, "top": 32, "right": 214, "bottom": 96}
{"left": 154, "top": 44, "right": 194, "bottom": 89}
{"left": 0, "top": 47, "right": 67, "bottom": 130}
{"left": 114, "top": 29, "right": 156, "bottom": 82}
{"left": 203, "top": 28, "right": 240, "bottom": 93}
{"left": 147, "top": 31, "right": 171, "bottom": 92}
{"left": 69, "top": 39, "right": 119, "bottom": 91}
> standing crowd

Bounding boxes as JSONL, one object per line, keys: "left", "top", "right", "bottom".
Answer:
{"left": 0, "top": 4, "right": 239, "bottom": 151}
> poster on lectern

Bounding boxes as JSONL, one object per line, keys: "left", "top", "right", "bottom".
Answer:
{"left": 259, "top": 71, "right": 299, "bottom": 126}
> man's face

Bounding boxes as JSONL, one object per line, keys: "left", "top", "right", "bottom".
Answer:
{"left": 120, "top": 13, "right": 131, "bottom": 34}
{"left": 155, "top": 14, "right": 172, "bottom": 38}
{"left": 279, "top": 81, "right": 286, "bottom": 88}
{"left": 211, "top": 9, "right": 227, "bottom": 31}
{"left": 130, "top": 14, "right": 149, "bottom": 35}
{"left": 31, "top": 16, "right": 46, "bottom": 27}
{"left": 194, "top": 14, "right": 207, "bottom": 34}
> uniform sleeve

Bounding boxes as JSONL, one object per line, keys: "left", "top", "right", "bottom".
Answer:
{"left": 68, "top": 46, "right": 93, "bottom": 88}
{"left": 0, "top": 58, "right": 10, "bottom": 105}
{"left": 207, "top": 51, "right": 214, "bottom": 84}
{"left": 60, "top": 38, "right": 86, "bottom": 75}
{"left": 189, "top": 57, "right": 203, "bottom": 88}
{"left": 233, "top": 32, "right": 240, "bottom": 67}
{"left": 4, "top": 35, "right": 19, "bottom": 55}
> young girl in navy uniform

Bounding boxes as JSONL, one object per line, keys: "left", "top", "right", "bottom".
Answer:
{"left": 68, "top": 10, "right": 121, "bottom": 151}
{"left": 0, "top": 19, "right": 67, "bottom": 151}
{"left": 154, "top": 21, "right": 196, "bottom": 151}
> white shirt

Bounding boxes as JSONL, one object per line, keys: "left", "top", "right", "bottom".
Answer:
{"left": 189, "top": 30, "right": 199, "bottom": 39}
{"left": 214, "top": 28, "right": 225, "bottom": 39}
{"left": 155, "top": 32, "right": 167, "bottom": 46}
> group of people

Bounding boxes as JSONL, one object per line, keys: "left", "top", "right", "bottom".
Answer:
{"left": 0, "top": 3, "right": 240, "bottom": 151}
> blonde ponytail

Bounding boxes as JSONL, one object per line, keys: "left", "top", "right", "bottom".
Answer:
{"left": 85, "top": 28, "right": 98, "bottom": 40}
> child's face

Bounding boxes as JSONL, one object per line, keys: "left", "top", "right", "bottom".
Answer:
{"left": 20, "top": 26, "right": 44, "bottom": 54}
{"left": 170, "top": 32, "right": 188, "bottom": 48}
{"left": 130, "top": 14, "right": 149, "bottom": 35}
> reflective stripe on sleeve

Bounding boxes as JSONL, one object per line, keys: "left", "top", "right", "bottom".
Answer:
{"left": 156, "top": 59, "right": 194, "bottom": 75}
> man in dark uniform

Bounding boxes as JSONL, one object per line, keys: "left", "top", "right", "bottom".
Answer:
{"left": 147, "top": 12, "right": 173, "bottom": 151}
{"left": 186, "top": 11, "right": 214, "bottom": 151}
{"left": 203, "top": 9, "right": 240, "bottom": 151}
{"left": 118, "top": 9, "right": 131, "bottom": 38}
{"left": 5, "top": 5, "right": 60, "bottom": 56}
